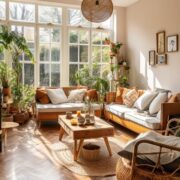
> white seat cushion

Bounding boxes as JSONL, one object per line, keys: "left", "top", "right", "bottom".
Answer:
{"left": 124, "top": 112, "right": 160, "bottom": 130}
{"left": 105, "top": 104, "right": 137, "bottom": 118}
{"left": 36, "top": 103, "right": 101, "bottom": 113}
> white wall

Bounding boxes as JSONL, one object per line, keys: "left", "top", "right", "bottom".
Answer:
{"left": 126, "top": 0, "right": 180, "bottom": 93}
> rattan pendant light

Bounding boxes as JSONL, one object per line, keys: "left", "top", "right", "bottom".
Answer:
{"left": 81, "top": 0, "right": 113, "bottom": 23}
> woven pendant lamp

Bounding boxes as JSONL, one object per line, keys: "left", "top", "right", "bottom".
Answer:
{"left": 81, "top": 0, "right": 113, "bottom": 23}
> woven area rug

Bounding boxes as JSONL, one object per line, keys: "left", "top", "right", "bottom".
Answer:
{"left": 51, "top": 136, "right": 123, "bottom": 177}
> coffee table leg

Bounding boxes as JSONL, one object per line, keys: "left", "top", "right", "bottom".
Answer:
{"left": 59, "top": 127, "right": 65, "bottom": 141}
{"left": 76, "top": 139, "right": 84, "bottom": 160}
{"left": 74, "top": 139, "right": 77, "bottom": 161}
{"left": 104, "top": 137, "right": 112, "bottom": 156}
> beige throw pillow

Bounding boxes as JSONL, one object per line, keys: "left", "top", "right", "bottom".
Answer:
{"left": 149, "top": 93, "right": 168, "bottom": 115}
{"left": 68, "top": 89, "right": 87, "bottom": 103}
{"left": 134, "top": 91, "right": 158, "bottom": 111}
{"left": 124, "top": 89, "right": 139, "bottom": 107}
{"left": 47, "top": 88, "right": 68, "bottom": 104}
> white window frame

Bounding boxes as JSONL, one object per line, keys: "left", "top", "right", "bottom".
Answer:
{"left": 0, "top": 0, "right": 116, "bottom": 87}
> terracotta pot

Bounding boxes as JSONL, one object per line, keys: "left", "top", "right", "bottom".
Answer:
{"left": 3, "top": 87, "right": 11, "bottom": 96}
{"left": 13, "top": 112, "right": 26, "bottom": 124}
{"left": 2, "top": 114, "right": 14, "bottom": 122}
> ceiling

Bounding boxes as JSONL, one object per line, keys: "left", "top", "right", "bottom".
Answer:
{"left": 112, "top": 0, "right": 139, "bottom": 7}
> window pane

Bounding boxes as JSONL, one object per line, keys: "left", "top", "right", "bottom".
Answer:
{"left": 51, "top": 64, "right": 60, "bottom": 86}
{"left": 79, "top": 30, "right": 89, "bottom": 44}
{"left": 102, "top": 46, "right": 110, "bottom": 62}
{"left": 12, "top": 26, "right": 34, "bottom": 42}
{"left": 25, "top": 43, "right": 35, "bottom": 61}
{"left": 9, "top": 2, "right": 35, "bottom": 22}
{"left": 39, "top": 28, "right": 50, "bottom": 43}
{"left": 70, "top": 45, "right": 78, "bottom": 62}
{"left": 68, "top": 9, "right": 81, "bottom": 26}
{"left": 40, "top": 44, "right": 50, "bottom": 61}
{"left": 0, "top": 0, "right": 5, "bottom": 19}
{"left": 69, "top": 64, "right": 78, "bottom": 85}
{"left": 102, "top": 32, "right": 110, "bottom": 45}
{"left": 92, "top": 46, "right": 101, "bottom": 63}
{"left": 92, "top": 64, "right": 101, "bottom": 77}
{"left": 92, "top": 32, "right": 101, "bottom": 45}
{"left": 39, "top": 6, "right": 61, "bottom": 24}
{"left": 80, "top": 45, "right": 88, "bottom": 62}
{"left": 24, "top": 64, "right": 34, "bottom": 85}
{"left": 40, "top": 64, "right": 49, "bottom": 86}
{"left": 51, "top": 46, "right": 60, "bottom": 62}
{"left": 69, "top": 30, "right": 78, "bottom": 43}
{"left": 51, "top": 29, "right": 60, "bottom": 43}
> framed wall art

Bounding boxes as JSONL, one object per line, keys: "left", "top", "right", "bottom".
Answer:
{"left": 167, "top": 35, "right": 179, "bottom": 52}
{"left": 149, "top": 50, "right": 156, "bottom": 66}
{"left": 156, "top": 31, "right": 165, "bottom": 54}
{"left": 156, "top": 54, "right": 167, "bottom": 65}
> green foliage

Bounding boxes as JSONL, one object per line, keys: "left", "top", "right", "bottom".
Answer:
{"left": 118, "top": 75, "right": 129, "bottom": 87}
{"left": 0, "top": 25, "right": 35, "bottom": 111}
{"left": 74, "top": 65, "right": 109, "bottom": 102}
{"left": 0, "top": 61, "right": 13, "bottom": 88}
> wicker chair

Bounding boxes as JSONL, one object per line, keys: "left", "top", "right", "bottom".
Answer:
{"left": 116, "top": 119, "right": 180, "bottom": 180}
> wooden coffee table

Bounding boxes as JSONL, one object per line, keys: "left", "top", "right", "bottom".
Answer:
{"left": 58, "top": 115, "right": 114, "bottom": 161}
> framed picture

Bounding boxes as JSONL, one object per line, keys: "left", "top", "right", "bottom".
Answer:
{"left": 156, "top": 31, "right": 165, "bottom": 54}
{"left": 167, "top": 35, "right": 179, "bottom": 52}
{"left": 156, "top": 54, "right": 167, "bottom": 65}
{"left": 149, "top": 50, "right": 156, "bottom": 66}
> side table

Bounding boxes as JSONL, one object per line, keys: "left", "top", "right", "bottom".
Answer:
{"left": 2, "top": 122, "right": 19, "bottom": 146}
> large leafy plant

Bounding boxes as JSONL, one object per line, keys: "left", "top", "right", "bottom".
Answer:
{"left": 0, "top": 25, "right": 34, "bottom": 111}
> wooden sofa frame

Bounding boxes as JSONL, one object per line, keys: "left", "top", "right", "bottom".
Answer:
{"left": 104, "top": 102, "right": 180, "bottom": 134}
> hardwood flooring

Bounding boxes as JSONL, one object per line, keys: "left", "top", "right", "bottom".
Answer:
{"left": 0, "top": 119, "right": 137, "bottom": 180}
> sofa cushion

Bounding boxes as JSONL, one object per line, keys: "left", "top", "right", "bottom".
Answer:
{"left": 36, "top": 102, "right": 101, "bottom": 113}
{"left": 115, "top": 87, "right": 124, "bottom": 104}
{"left": 85, "top": 89, "right": 98, "bottom": 101}
{"left": 36, "top": 89, "right": 51, "bottom": 104}
{"left": 149, "top": 92, "right": 168, "bottom": 115}
{"left": 124, "top": 112, "right": 160, "bottom": 130}
{"left": 68, "top": 89, "right": 87, "bottom": 102}
{"left": 47, "top": 88, "right": 68, "bottom": 104}
{"left": 123, "top": 89, "right": 139, "bottom": 107}
{"left": 134, "top": 91, "right": 158, "bottom": 111}
{"left": 105, "top": 104, "right": 137, "bottom": 118}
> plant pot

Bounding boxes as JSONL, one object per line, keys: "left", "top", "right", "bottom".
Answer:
{"left": 2, "top": 114, "right": 14, "bottom": 122}
{"left": 24, "top": 111, "right": 30, "bottom": 121}
{"left": 13, "top": 112, "right": 26, "bottom": 124}
{"left": 3, "top": 87, "right": 11, "bottom": 96}
{"left": 82, "top": 143, "right": 100, "bottom": 161}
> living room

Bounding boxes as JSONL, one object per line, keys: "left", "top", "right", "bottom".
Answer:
{"left": 0, "top": 0, "right": 180, "bottom": 179}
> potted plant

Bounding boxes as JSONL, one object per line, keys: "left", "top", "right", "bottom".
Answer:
{"left": 0, "top": 61, "right": 12, "bottom": 96}
{"left": 0, "top": 25, "right": 34, "bottom": 123}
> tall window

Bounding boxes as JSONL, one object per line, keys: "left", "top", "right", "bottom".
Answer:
{"left": 68, "top": 8, "right": 113, "bottom": 85}
{"left": 11, "top": 26, "right": 35, "bottom": 85}
{"left": 0, "top": 1, "right": 115, "bottom": 87}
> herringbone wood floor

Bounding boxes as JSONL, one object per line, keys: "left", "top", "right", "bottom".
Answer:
{"left": 0, "top": 119, "right": 137, "bottom": 180}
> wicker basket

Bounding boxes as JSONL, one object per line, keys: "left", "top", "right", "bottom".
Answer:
{"left": 82, "top": 143, "right": 100, "bottom": 161}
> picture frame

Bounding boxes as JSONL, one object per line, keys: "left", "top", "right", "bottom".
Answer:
{"left": 167, "top": 35, "right": 179, "bottom": 52}
{"left": 156, "top": 31, "right": 166, "bottom": 54}
{"left": 149, "top": 50, "right": 156, "bottom": 66}
{"left": 156, "top": 54, "right": 167, "bottom": 65}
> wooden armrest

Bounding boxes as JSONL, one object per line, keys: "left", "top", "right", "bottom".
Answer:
{"left": 161, "top": 102, "right": 180, "bottom": 130}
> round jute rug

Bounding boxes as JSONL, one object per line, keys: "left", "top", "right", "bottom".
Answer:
{"left": 51, "top": 137, "right": 123, "bottom": 177}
